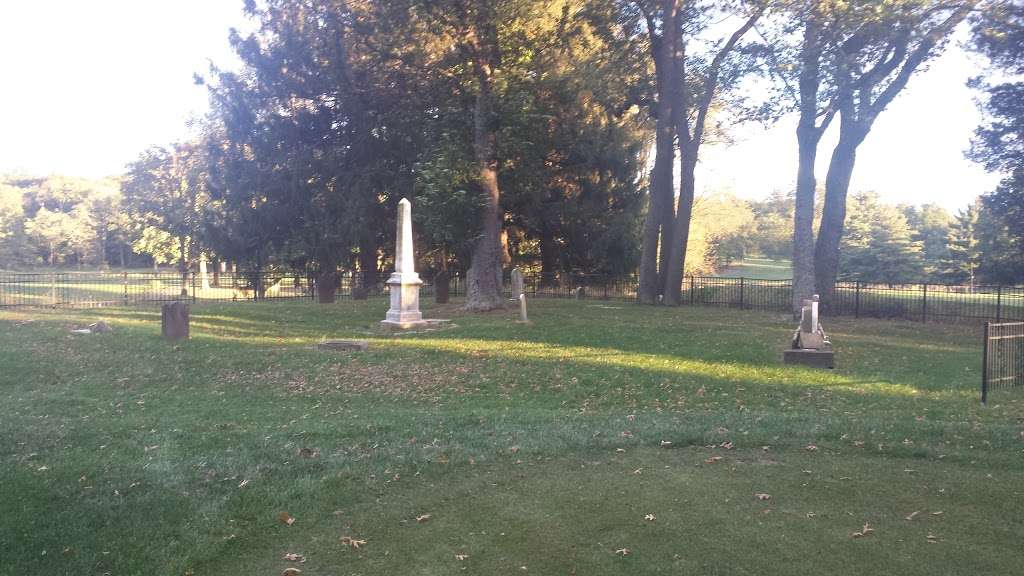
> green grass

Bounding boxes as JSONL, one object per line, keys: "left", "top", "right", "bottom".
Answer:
{"left": 1, "top": 299, "right": 1022, "bottom": 575}
{"left": 717, "top": 257, "right": 793, "bottom": 280}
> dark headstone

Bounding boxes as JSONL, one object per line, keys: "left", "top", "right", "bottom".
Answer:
{"left": 317, "top": 339, "right": 369, "bottom": 352}
{"left": 161, "top": 302, "right": 190, "bottom": 341}
{"left": 318, "top": 271, "right": 338, "bottom": 303}
{"left": 434, "top": 271, "right": 450, "bottom": 304}
{"left": 352, "top": 284, "right": 369, "bottom": 300}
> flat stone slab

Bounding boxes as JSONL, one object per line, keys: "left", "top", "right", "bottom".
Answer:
{"left": 379, "top": 319, "right": 452, "bottom": 332}
{"left": 784, "top": 348, "right": 835, "bottom": 369}
{"left": 318, "top": 339, "right": 369, "bottom": 352}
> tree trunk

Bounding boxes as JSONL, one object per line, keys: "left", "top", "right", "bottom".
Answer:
{"left": 814, "top": 137, "right": 859, "bottom": 309}
{"left": 792, "top": 125, "right": 820, "bottom": 315}
{"left": 178, "top": 235, "right": 189, "bottom": 297}
{"left": 792, "top": 16, "right": 826, "bottom": 316}
{"left": 638, "top": 4, "right": 679, "bottom": 305}
{"left": 359, "top": 225, "right": 378, "bottom": 296}
{"left": 464, "top": 22, "right": 505, "bottom": 312}
{"left": 663, "top": 154, "right": 696, "bottom": 305}
{"left": 539, "top": 221, "right": 559, "bottom": 288}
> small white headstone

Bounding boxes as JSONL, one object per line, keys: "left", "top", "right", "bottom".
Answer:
{"left": 511, "top": 268, "right": 524, "bottom": 297}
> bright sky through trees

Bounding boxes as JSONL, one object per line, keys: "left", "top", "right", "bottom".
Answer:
{"left": 0, "top": 1, "right": 1000, "bottom": 211}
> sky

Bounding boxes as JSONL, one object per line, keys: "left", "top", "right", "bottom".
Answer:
{"left": 0, "top": 2, "right": 1003, "bottom": 213}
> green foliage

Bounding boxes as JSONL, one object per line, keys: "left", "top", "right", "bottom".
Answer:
{"left": 0, "top": 175, "right": 136, "bottom": 269}
{"left": 839, "top": 192, "right": 925, "bottom": 283}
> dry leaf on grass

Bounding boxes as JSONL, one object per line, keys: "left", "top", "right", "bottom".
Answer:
{"left": 805, "top": 444, "right": 818, "bottom": 452}
{"left": 660, "top": 440, "right": 672, "bottom": 447}
{"left": 851, "top": 523, "right": 874, "bottom": 538}
{"left": 455, "top": 554, "right": 469, "bottom": 561}
{"left": 340, "top": 536, "right": 367, "bottom": 549}
{"left": 278, "top": 511, "right": 296, "bottom": 526}
{"left": 614, "top": 548, "right": 631, "bottom": 556}
{"left": 283, "top": 553, "right": 306, "bottom": 563}
{"left": 926, "top": 532, "right": 939, "bottom": 544}
{"left": 281, "top": 569, "right": 302, "bottom": 576}
{"left": 755, "top": 493, "right": 771, "bottom": 501}
{"left": 905, "top": 511, "right": 920, "bottom": 521}
{"left": 704, "top": 456, "right": 723, "bottom": 464}
{"left": 644, "top": 514, "right": 656, "bottom": 521}
{"left": 416, "top": 514, "right": 431, "bottom": 523}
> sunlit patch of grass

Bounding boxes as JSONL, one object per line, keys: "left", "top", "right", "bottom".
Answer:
{"left": 1, "top": 299, "right": 1021, "bottom": 575}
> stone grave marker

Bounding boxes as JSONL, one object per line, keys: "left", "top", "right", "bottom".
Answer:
{"left": 161, "top": 301, "right": 190, "bottom": 341}
{"left": 381, "top": 198, "right": 427, "bottom": 330}
{"left": 784, "top": 295, "right": 833, "bottom": 368}
{"left": 511, "top": 268, "right": 524, "bottom": 298}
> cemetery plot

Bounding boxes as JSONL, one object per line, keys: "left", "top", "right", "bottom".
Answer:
{"left": 1, "top": 300, "right": 1022, "bottom": 576}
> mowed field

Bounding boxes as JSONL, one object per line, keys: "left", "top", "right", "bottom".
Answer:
{"left": 716, "top": 257, "right": 793, "bottom": 280}
{"left": 1, "top": 299, "right": 1022, "bottom": 575}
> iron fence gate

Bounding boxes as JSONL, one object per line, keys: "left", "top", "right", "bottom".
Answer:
{"left": 982, "top": 321, "right": 1024, "bottom": 403}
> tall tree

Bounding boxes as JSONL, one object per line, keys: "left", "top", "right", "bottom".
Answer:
{"left": 123, "top": 143, "right": 209, "bottom": 295}
{"left": 812, "top": 0, "right": 979, "bottom": 306}
{"left": 662, "top": 0, "right": 765, "bottom": 304}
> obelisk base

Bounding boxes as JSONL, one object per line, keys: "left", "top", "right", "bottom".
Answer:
{"left": 380, "top": 272, "right": 428, "bottom": 330}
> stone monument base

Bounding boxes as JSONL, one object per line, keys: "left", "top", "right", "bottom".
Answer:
{"left": 379, "top": 318, "right": 451, "bottom": 332}
{"left": 783, "top": 348, "right": 834, "bottom": 369}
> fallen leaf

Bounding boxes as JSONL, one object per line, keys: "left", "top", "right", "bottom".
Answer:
{"left": 755, "top": 493, "right": 771, "bottom": 501}
{"left": 340, "top": 536, "right": 367, "bottom": 549}
{"left": 851, "top": 522, "right": 874, "bottom": 538}
{"left": 282, "top": 569, "right": 302, "bottom": 576}
{"left": 509, "top": 446, "right": 520, "bottom": 454}
{"left": 455, "top": 554, "right": 469, "bottom": 561}
{"left": 615, "top": 448, "right": 626, "bottom": 453}
{"left": 278, "top": 511, "right": 296, "bottom": 526}
{"left": 416, "top": 514, "right": 431, "bottom": 523}
{"left": 659, "top": 440, "right": 672, "bottom": 447}
{"left": 704, "top": 456, "right": 723, "bottom": 464}
{"left": 297, "top": 447, "right": 319, "bottom": 458}
{"left": 905, "top": 511, "right": 920, "bottom": 521}
{"left": 283, "top": 553, "right": 306, "bottom": 563}
{"left": 931, "top": 511, "right": 944, "bottom": 516}
{"left": 805, "top": 444, "right": 818, "bottom": 452}
{"left": 614, "top": 548, "right": 631, "bottom": 556}
{"left": 720, "top": 441, "right": 734, "bottom": 450}
{"left": 926, "top": 532, "right": 939, "bottom": 544}
{"left": 644, "top": 514, "right": 656, "bottom": 521}
{"left": 238, "top": 479, "right": 249, "bottom": 488}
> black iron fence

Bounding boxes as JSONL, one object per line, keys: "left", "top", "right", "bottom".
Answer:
{"left": 1, "top": 270, "right": 1022, "bottom": 325}
{"left": 982, "top": 321, "right": 1024, "bottom": 403}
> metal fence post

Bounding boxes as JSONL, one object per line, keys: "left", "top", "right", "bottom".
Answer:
{"left": 996, "top": 286, "right": 1002, "bottom": 322}
{"left": 854, "top": 282, "right": 861, "bottom": 318}
{"left": 739, "top": 277, "right": 745, "bottom": 310}
{"left": 689, "top": 276, "right": 695, "bottom": 305}
{"left": 191, "top": 270, "right": 197, "bottom": 303}
{"left": 50, "top": 274, "right": 57, "bottom": 306}
{"left": 922, "top": 282, "right": 928, "bottom": 323}
{"left": 123, "top": 271, "right": 129, "bottom": 304}
{"left": 982, "top": 321, "right": 990, "bottom": 405}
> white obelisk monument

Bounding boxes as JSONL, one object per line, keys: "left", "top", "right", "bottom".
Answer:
{"left": 381, "top": 198, "right": 427, "bottom": 329}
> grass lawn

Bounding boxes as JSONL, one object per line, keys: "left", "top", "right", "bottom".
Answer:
{"left": 1, "top": 299, "right": 1022, "bottom": 575}
{"left": 717, "top": 257, "right": 793, "bottom": 280}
